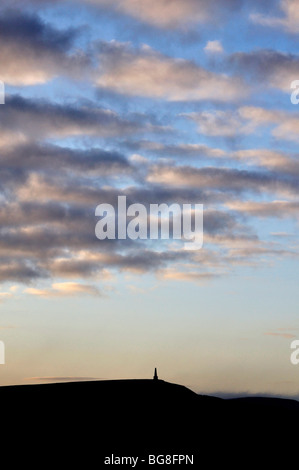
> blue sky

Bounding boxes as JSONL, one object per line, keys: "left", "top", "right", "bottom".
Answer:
{"left": 0, "top": 0, "right": 299, "bottom": 396}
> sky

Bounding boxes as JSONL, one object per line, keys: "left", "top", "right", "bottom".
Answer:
{"left": 0, "top": 0, "right": 299, "bottom": 397}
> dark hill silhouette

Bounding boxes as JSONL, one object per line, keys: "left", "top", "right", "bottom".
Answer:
{"left": 1, "top": 379, "right": 299, "bottom": 466}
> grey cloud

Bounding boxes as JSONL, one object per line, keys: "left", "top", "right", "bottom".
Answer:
{"left": 0, "top": 11, "right": 89, "bottom": 85}
{"left": 95, "top": 41, "right": 246, "bottom": 102}
{"left": 0, "top": 11, "right": 75, "bottom": 51}
{"left": 228, "top": 49, "right": 299, "bottom": 91}
{"left": 0, "top": 187, "right": 253, "bottom": 283}
{"left": 147, "top": 165, "right": 299, "bottom": 196}
{"left": 251, "top": 0, "right": 299, "bottom": 34}
{"left": 50, "top": 250, "right": 190, "bottom": 278}
{"left": 183, "top": 107, "right": 299, "bottom": 145}
{"left": 0, "top": 142, "right": 135, "bottom": 201}
{"left": 1, "top": 95, "right": 145, "bottom": 140}
{"left": 124, "top": 140, "right": 226, "bottom": 160}
{"left": 0, "top": 260, "right": 47, "bottom": 283}
{"left": 0, "top": 134, "right": 295, "bottom": 285}
{"left": 227, "top": 200, "right": 299, "bottom": 220}
{"left": 0, "top": 142, "right": 132, "bottom": 178}
{"left": 0, "top": 2, "right": 296, "bottom": 291}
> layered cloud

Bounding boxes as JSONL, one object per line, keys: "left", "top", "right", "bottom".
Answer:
{"left": 146, "top": 164, "right": 299, "bottom": 197}
{"left": 25, "top": 282, "right": 101, "bottom": 297}
{"left": 124, "top": 140, "right": 227, "bottom": 163}
{"left": 96, "top": 42, "right": 245, "bottom": 101}
{"left": 226, "top": 200, "right": 299, "bottom": 220}
{"left": 0, "top": 1, "right": 297, "bottom": 296}
{"left": 229, "top": 49, "right": 299, "bottom": 92}
{"left": 231, "top": 149, "right": 299, "bottom": 175}
{"left": 0, "top": 0, "right": 271, "bottom": 32}
{"left": 86, "top": 0, "right": 241, "bottom": 29}
{"left": 0, "top": 95, "right": 147, "bottom": 143}
{"left": 184, "top": 106, "right": 299, "bottom": 143}
{"left": 0, "top": 125, "right": 297, "bottom": 288}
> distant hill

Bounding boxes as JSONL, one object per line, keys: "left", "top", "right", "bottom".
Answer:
{"left": 1, "top": 379, "right": 298, "bottom": 465}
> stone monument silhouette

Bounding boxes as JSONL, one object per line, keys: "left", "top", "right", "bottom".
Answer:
{"left": 153, "top": 367, "right": 158, "bottom": 381}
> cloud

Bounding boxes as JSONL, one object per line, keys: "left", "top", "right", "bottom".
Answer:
{"left": 210, "top": 238, "right": 297, "bottom": 266}
{"left": 86, "top": 0, "right": 240, "bottom": 29}
{"left": 9, "top": 285, "right": 19, "bottom": 292}
{"left": 0, "top": 200, "right": 292, "bottom": 286}
{"left": 183, "top": 110, "right": 250, "bottom": 138}
{"left": 204, "top": 40, "right": 224, "bottom": 54}
{"left": 0, "top": 11, "right": 89, "bottom": 85}
{"left": 183, "top": 107, "right": 278, "bottom": 138}
{"left": 184, "top": 106, "right": 299, "bottom": 143}
{"left": 251, "top": 0, "right": 299, "bottom": 34}
{"left": 0, "top": 130, "right": 27, "bottom": 150}
{"left": 0, "top": 142, "right": 133, "bottom": 190}
{"left": 1, "top": 95, "right": 145, "bottom": 142}
{"left": 129, "top": 154, "right": 149, "bottom": 165}
{"left": 0, "top": 261, "right": 46, "bottom": 283}
{"left": 0, "top": 141, "right": 137, "bottom": 204}
{"left": 237, "top": 106, "right": 299, "bottom": 144}
{"left": 0, "top": 169, "right": 261, "bottom": 284}
{"left": 40, "top": 250, "right": 192, "bottom": 281}
{"left": 265, "top": 332, "right": 297, "bottom": 339}
{"left": 159, "top": 268, "right": 216, "bottom": 283}
{"left": 24, "top": 376, "right": 102, "bottom": 382}
{"left": 231, "top": 149, "right": 299, "bottom": 174}
{"left": 241, "top": 106, "right": 299, "bottom": 143}
{"left": 125, "top": 140, "right": 227, "bottom": 160}
{"left": 270, "top": 116, "right": 299, "bottom": 143}
{"left": 25, "top": 282, "right": 101, "bottom": 297}
{"left": 0, "top": 292, "right": 13, "bottom": 301}
{"left": 0, "top": 0, "right": 296, "bottom": 295}
{"left": 229, "top": 49, "right": 299, "bottom": 92}
{"left": 96, "top": 41, "right": 245, "bottom": 101}
{"left": 0, "top": 136, "right": 296, "bottom": 287}
{"left": 226, "top": 200, "right": 299, "bottom": 220}
{"left": 0, "top": 0, "right": 59, "bottom": 5}
{"left": 146, "top": 164, "right": 299, "bottom": 196}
